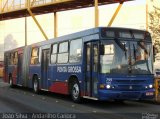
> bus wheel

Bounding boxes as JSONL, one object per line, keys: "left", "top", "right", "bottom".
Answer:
{"left": 9, "top": 76, "right": 14, "bottom": 88}
{"left": 33, "top": 78, "right": 39, "bottom": 94}
{"left": 71, "top": 81, "right": 81, "bottom": 103}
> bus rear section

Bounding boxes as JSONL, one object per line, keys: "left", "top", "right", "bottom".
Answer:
{"left": 3, "top": 46, "right": 31, "bottom": 87}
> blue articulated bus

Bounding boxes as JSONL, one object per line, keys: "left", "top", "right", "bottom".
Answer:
{"left": 4, "top": 27, "right": 154, "bottom": 102}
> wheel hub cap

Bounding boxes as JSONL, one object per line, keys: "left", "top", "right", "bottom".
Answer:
{"left": 73, "top": 84, "right": 79, "bottom": 99}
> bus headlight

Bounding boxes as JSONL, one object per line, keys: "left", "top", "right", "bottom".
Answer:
{"left": 149, "top": 84, "right": 153, "bottom": 89}
{"left": 106, "top": 85, "right": 111, "bottom": 89}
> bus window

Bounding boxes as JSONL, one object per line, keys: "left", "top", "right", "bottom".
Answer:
{"left": 87, "top": 44, "right": 91, "bottom": 71}
{"left": 93, "top": 45, "right": 98, "bottom": 72}
{"left": 57, "top": 42, "right": 68, "bottom": 63}
{"left": 69, "top": 39, "right": 82, "bottom": 63}
{"left": 10, "top": 53, "right": 14, "bottom": 65}
{"left": 31, "top": 48, "right": 39, "bottom": 65}
{"left": 51, "top": 44, "right": 57, "bottom": 64}
{"left": 100, "top": 44, "right": 114, "bottom": 73}
{"left": 14, "top": 52, "right": 18, "bottom": 65}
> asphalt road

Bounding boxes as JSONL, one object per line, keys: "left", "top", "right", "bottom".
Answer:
{"left": 0, "top": 78, "right": 160, "bottom": 119}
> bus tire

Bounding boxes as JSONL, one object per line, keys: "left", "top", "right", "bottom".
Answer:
{"left": 9, "top": 76, "right": 14, "bottom": 88}
{"left": 33, "top": 77, "right": 39, "bottom": 94}
{"left": 71, "top": 80, "right": 81, "bottom": 103}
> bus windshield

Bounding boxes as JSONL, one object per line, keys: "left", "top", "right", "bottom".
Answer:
{"left": 130, "top": 41, "right": 153, "bottom": 74}
{"left": 100, "top": 40, "right": 153, "bottom": 75}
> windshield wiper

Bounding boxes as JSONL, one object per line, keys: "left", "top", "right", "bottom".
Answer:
{"left": 114, "top": 38, "right": 126, "bottom": 51}
{"left": 114, "top": 38, "right": 127, "bottom": 58}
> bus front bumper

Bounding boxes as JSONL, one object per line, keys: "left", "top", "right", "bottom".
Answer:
{"left": 98, "top": 89, "right": 155, "bottom": 101}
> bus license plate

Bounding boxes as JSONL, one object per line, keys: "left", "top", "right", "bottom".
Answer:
{"left": 146, "top": 92, "right": 154, "bottom": 96}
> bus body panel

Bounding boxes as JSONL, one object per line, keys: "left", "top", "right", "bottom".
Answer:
{"left": 98, "top": 89, "right": 154, "bottom": 100}
{"left": 3, "top": 27, "right": 155, "bottom": 101}
{"left": 8, "top": 65, "right": 17, "bottom": 84}
{"left": 97, "top": 74, "right": 154, "bottom": 100}
{"left": 17, "top": 53, "right": 23, "bottom": 85}
{"left": 48, "top": 64, "right": 83, "bottom": 94}
{"left": 21, "top": 46, "right": 31, "bottom": 87}
{"left": 29, "top": 65, "right": 41, "bottom": 87}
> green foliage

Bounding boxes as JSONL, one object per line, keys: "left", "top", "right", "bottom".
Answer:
{"left": 149, "top": 1, "right": 160, "bottom": 58}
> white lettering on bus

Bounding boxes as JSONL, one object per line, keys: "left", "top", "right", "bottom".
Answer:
{"left": 57, "top": 66, "right": 67, "bottom": 72}
{"left": 57, "top": 66, "right": 81, "bottom": 73}
{"left": 68, "top": 66, "right": 81, "bottom": 73}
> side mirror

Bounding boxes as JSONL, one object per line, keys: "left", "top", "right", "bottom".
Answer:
{"left": 153, "top": 45, "right": 156, "bottom": 62}
{"left": 100, "top": 44, "right": 104, "bottom": 55}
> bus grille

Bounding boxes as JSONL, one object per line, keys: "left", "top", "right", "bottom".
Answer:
{"left": 114, "top": 85, "right": 145, "bottom": 91}
{"left": 115, "top": 79, "right": 146, "bottom": 85}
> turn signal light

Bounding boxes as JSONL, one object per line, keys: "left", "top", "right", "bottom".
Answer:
{"left": 100, "top": 84, "right": 105, "bottom": 89}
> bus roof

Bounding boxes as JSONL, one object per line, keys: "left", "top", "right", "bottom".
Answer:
{"left": 31, "top": 27, "right": 149, "bottom": 46}
{"left": 5, "top": 27, "right": 150, "bottom": 52}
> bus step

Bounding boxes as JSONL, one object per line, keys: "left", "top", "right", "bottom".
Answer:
{"left": 17, "top": 84, "right": 22, "bottom": 87}
{"left": 83, "top": 96, "right": 98, "bottom": 100}
{"left": 41, "top": 89, "right": 49, "bottom": 91}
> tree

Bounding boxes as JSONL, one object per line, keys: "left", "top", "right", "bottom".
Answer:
{"left": 4, "top": 34, "right": 18, "bottom": 51}
{"left": 149, "top": 0, "right": 160, "bottom": 59}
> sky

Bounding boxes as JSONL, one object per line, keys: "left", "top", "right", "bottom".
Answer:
{"left": 0, "top": 0, "right": 151, "bottom": 60}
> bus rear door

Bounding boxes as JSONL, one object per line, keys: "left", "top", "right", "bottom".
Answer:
{"left": 85, "top": 41, "right": 99, "bottom": 98}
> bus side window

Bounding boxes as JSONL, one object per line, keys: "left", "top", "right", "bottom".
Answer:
{"left": 93, "top": 45, "right": 98, "bottom": 72}
{"left": 31, "top": 48, "right": 39, "bottom": 65}
{"left": 100, "top": 44, "right": 114, "bottom": 73}
{"left": 51, "top": 44, "right": 57, "bottom": 64}
{"left": 69, "top": 39, "right": 82, "bottom": 63}
{"left": 57, "top": 41, "right": 69, "bottom": 63}
{"left": 10, "top": 53, "right": 14, "bottom": 65}
{"left": 14, "top": 52, "right": 18, "bottom": 65}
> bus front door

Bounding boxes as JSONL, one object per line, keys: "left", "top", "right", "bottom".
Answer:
{"left": 85, "top": 41, "right": 98, "bottom": 98}
{"left": 41, "top": 49, "right": 50, "bottom": 90}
